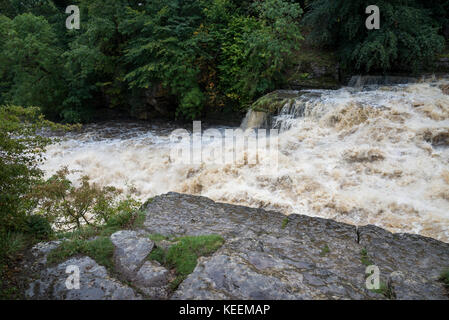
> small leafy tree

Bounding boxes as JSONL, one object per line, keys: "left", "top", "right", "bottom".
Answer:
{"left": 31, "top": 167, "right": 141, "bottom": 230}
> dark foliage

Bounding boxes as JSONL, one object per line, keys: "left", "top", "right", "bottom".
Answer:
{"left": 303, "top": 0, "right": 446, "bottom": 73}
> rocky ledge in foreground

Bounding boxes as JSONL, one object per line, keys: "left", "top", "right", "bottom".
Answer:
{"left": 25, "top": 192, "right": 449, "bottom": 300}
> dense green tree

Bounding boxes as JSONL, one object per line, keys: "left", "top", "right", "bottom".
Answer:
{"left": 0, "top": 0, "right": 58, "bottom": 19}
{"left": 121, "top": 0, "right": 302, "bottom": 118}
{"left": 120, "top": 0, "right": 210, "bottom": 119}
{"left": 61, "top": 0, "right": 130, "bottom": 122}
{"left": 0, "top": 106, "right": 60, "bottom": 233}
{"left": 216, "top": 0, "right": 303, "bottom": 107}
{"left": 0, "top": 0, "right": 446, "bottom": 121}
{"left": 303, "top": 0, "right": 445, "bottom": 72}
{"left": 0, "top": 14, "right": 66, "bottom": 119}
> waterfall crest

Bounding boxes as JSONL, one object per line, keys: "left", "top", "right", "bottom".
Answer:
{"left": 41, "top": 79, "right": 449, "bottom": 242}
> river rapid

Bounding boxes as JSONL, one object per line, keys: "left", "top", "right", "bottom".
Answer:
{"left": 41, "top": 79, "right": 449, "bottom": 242}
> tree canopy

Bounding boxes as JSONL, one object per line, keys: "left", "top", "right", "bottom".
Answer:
{"left": 0, "top": 0, "right": 303, "bottom": 121}
{"left": 0, "top": 0, "right": 447, "bottom": 121}
{"left": 303, "top": 0, "right": 447, "bottom": 72}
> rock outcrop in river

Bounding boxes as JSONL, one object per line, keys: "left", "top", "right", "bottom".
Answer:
{"left": 23, "top": 193, "right": 449, "bottom": 300}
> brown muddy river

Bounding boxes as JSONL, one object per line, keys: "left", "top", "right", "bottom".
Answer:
{"left": 41, "top": 80, "right": 449, "bottom": 241}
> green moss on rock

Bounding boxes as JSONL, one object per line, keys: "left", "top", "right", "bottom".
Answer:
{"left": 47, "top": 237, "right": 115, "bottom": 270}
{"left": 440, "top": 269, "right": 449, "bottom": 287}
{"left": 147, "top": 234, "right": 225, "bottom": 290}
{"left": 360, "top": 248, "right": 373, "bottom": 266}
{"left": 320, "top": 244, "right": 330, "bottom": 257}
{"left": 251, "top": 91, "right": 298, "bottom": 114}
{"left": 281, "top": 217, "right": 289, "bottom": 229}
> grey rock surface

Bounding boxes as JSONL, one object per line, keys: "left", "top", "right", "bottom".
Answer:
{"left": 134, "top": 261, "right": 170, "bottom": 299}
{"left": 110, "top": 230, "right": 171, "bottom": 299}
{"left": 110, "top": 230, "right": 154, "bottom": 280}
{"left": 23, "top": 192, "right": 449, "bottom": 300}
{"left": 25, "top": 256, "right": 140, "bottom": 300}
{"left": 359, "top": 225, "right": 449, "bottom": 300}
{"left": 30, "top": 240, "right": 62, "bottom": 265}
{"left": 143, "top": 192, "right": 449, "bottom": 300}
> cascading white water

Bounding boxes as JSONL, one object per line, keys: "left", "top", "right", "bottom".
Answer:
{"left": 41, "top": 80, "right": 449, "bottom": 241}
{"left": 240, "top": 110, "right": 268, "bottom": 130}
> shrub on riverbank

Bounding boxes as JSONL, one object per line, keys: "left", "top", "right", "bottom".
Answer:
{"left": 0, "top": 106, "right": 53, "bottom": 235}
{"left": 42, "top": 204, "right": 146, "bottom": 271}
{"left": 30, "top": 167, "right": 141, "bottom": 230}
{"left": 0, "top": 104, "right": 141, "bottom": 298}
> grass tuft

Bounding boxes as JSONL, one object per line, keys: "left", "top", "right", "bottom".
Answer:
{"left": 147, "top": 234, "right": 224, "bottom": 290}
{"left": 320, "top": 244, "right": 330, "bottom": 257}
{"left": 47, "top": 237, "right": 114, "bottom": 270}
{"left": 281, "top": 217, "right": 289, "bottom": 229}
{"left": 360, "top": 248, "right": 373, "bottom": 266}
{"left": 440, "top": 269, "right": 449, "bottom": 287}
{"left": 370, "top": 280, "right": 394, "bottom": 299}
{"left": 0, "top": 232, "right": 28, "bottom": 299}
{"left": 148, "top": 247, "right": 166, "bottom": 265}
{"left": 149, "top": 234, "right": 170, "bottom": 242}
{"left": 49, "top": 208, "right": 146, "bottom": 270}
{"left": 166, "top": 235, "right": 224, "bottom": 276}
{"left": 0, "top": 233, "right": 27, "bottom": 261}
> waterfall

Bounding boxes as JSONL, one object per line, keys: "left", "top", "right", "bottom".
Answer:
{"left": 347, "top": 75, "right": 419, "bottom": 87}
{"left": 240, "top": 110, "right": 268, "bottom": 130}
{"left": 41, "top": 79, "right": 449, "bottom": 242}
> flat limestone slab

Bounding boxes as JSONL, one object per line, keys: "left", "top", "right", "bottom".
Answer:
{"left": 110, "top": 230, "right": 154, "bottom": 280}
{"left": 23, "top": 192, "right": 449, "bottom": 300}
{"left": 143, "top": 192, "right": 449, "bottom": 300}
{"left": 25, "top": 256, "right": 141, "bottom": 300}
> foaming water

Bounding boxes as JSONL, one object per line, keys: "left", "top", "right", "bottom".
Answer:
{"left": 240, "top": 110, "right": 267, "bottom": 129}
{"left": 41, "top": 81, "right": 449, "bottom": 241}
